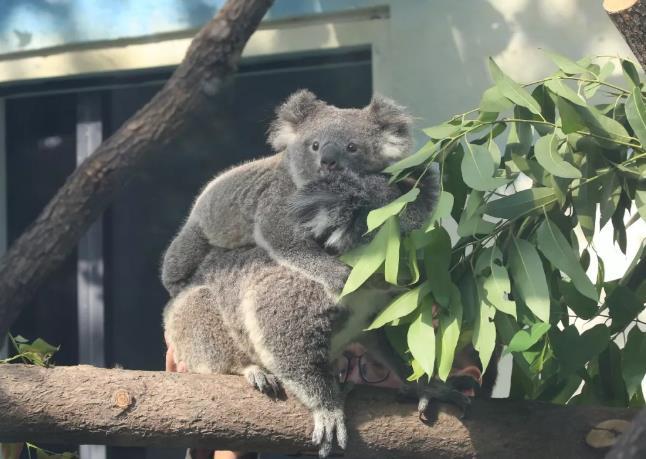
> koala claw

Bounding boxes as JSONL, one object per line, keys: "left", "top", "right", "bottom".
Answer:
{"left": 403, "top": 378, "right": 472, "bottom": 424}
{"left": 243, "top": 365, "right": 283, "bottom": 399}
{"left": 311, "top": 407, "right": 347, "bottom": 458}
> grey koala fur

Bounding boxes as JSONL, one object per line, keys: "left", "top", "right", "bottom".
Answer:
{"left": 161, "top": 89, "right": 416, "bottom": 299}
{"left": 163, "top": 169, "right": 474, "bottom": 457}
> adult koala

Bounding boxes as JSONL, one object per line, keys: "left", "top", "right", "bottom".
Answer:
{"left": 163, "top": 170, "right": 473, "bottom": 458}
{"left": 161, "top": 90, "right": 419, "bottom": 299}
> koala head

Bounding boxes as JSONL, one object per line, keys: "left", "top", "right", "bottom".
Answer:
{"left": 268, "top": 89, "right": 413, "bottom": 187}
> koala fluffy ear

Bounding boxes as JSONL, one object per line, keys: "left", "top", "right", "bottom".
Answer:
{"left": 268, "top": 89, "right": 324, "bottom": 151}
{"left": 366, "top": 94, "right": 413, "bottom": 159}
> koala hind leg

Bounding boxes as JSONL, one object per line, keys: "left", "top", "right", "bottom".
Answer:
{"left": 244, "top": 273, "right": 347, "bottom": 457}
{"left": 161, "top": 220, "right": 211, "bottom": 297}
{"left": 243, "top": 365, "right": 283, "bottom": 399}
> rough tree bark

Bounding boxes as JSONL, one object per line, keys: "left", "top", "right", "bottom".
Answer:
{"left": 604, "top": 0, "right": 646, "bottom": 70}
{"left": 0, "top": 0, "right": 274, "bottom": 340}
{"left": 0, "top": 365, "right": 637, "bottom": 458}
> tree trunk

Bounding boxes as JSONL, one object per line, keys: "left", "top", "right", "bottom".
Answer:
{"left": 0, "top": 0, "right": 274, "bottom": 340}
{"left": 0, "top": 365, "right": 637, "bottom": 458}
{"left": 604, "top": 0, "right": 646, "bottom": 71}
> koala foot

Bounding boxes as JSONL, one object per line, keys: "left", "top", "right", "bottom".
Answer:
{"left": 311, "top": 407, "right": 347, "bottom": 458}
{"left": 243, "top": 365, "right": 284, "bottom": 399}
{"left": 401, "top": 378, "right": 472, "bottom": 424}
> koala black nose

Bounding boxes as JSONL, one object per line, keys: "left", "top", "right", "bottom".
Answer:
{"left": 320, "top": 144, "right": 342, "bottom": 171}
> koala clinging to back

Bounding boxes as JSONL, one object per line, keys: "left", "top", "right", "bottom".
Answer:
{"left": 161, "top": 90, "right": 414, "bottom": 298}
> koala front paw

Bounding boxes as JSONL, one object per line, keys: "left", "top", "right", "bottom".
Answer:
{"left": 311, "top": 407, "right": 347, "bottom": 458}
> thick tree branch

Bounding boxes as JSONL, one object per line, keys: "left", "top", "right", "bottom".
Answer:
{"left": 0, "top": 0, "right": 274, "bottom": 340}
{"left": 0, "top": 365, "right": 637, "bottom": 458}
{"left": 604, "top": 0, "right": 646, "bottom": 71}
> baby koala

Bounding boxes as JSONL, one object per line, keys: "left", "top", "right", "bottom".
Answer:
{"left": 161, "top": 90, "right": 415, "bottom": 299}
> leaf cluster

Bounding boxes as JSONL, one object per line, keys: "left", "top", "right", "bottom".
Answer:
{"left": 343, "top": 52, "right": 646, "bottom": 406}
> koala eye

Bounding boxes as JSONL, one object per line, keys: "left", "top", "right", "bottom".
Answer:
{"left": 347, "top": 142, "right": 357, "bottom": 152}
{"left": 311, "top": 141, "right": 319, "bottom": 151}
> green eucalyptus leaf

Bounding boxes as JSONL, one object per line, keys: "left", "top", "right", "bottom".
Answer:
{"left": 583, "top": 61, "right": 614, "bottom": 98}
{"left": 461, "top": 142, "right": 509, "bottom": 191}
{"left": 476, "top": 246, "right": 517, "bottom": 318}
{"left": 607, "top": 285, "right": 643, "bottom": 333}
{"left": 367, "top": 282, "right": 431, "bottom": 330}
{"left": 407, "top": 298, "right": 436, "bottom": 377}
{"left": 508, "top": 238, "right": 551, "bottom": 323}
{"left": 383, "top": 140, "right": 437, "bottom": 174}
{"left": 484, "top": 188, "right": 557, "bottom": 219}
{"left": 621, "top": 59, "right": 641, "bottom": 87}
{"left": 424, "top": 123, "right": 461, "bottom": 139}
{"left": 635, "top": 188, "right": 646, "bottom": 222}
{"left": 341, "top": 224, "right": 389, "bottom": 296}
{"left": 600, "top": 172, "right": 622, "bottom": 229}
{"left": 625, "top": 86, "right": 646, "bottom": 146}
{"left": 384, "top": 217, "right": 401, "bottom": 285}
{"left": 543, "top": 49, "right": 589, "bottom": 75}
{"left": 557, "top": 96, "right": 586, "bottom": 134}
{"left": 534, "top": 132, "right": 581, "bottom": 178}
{"left": 507, "top": 323, "right": 551, "bottom": 353}
{"left": 473, "top": 283, "right": 497, "bottom": 372}
{"left": 367, "top": 188, "right": 420, "bottom": 233}
{"left": 480, "top": 86, "right": 514, "bottom": 112}
{"left": 436, "top": 286, "right": 463, "bottom": 381}
{"left": 559, "top": 280, "right": 598, "bottom": 320}
{"left": 622, "top": 326, "right": 646, "bottom": 400}
{"left": 457, "top": 191, "right": 496, "bottom": 237}
{"left": 505, "top": 114, "right": 533, "bottom": 157}
{"left": 488, "top": 58, "right": 542, "bottom": 115}
{"left": 544, "top": 78, "right": 586, "bottom": 106}
{"left": 572, "top": 156, "right": 602, "bottom": 242}
{"left": 423, "top": 191, "right": 454, "bottom": 232}
{"left": 536, "top": 218, "right": 598, "bottom": 302}
{"left": 425, "top": 227, "right": 453, "bottom": 307}
{"left": 551, "top": 324, "right": 610, "bottom": 374}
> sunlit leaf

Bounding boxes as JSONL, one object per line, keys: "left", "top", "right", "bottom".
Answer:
{"left": 341, "top": 223, "right": 389, "bottom": 296}
{"left": 367, "top": 188, "right": 420, "bottom": 232}
{"left": 508, "top": 238, "right": 550, "bottom": 322}
{"left": 384, "top": 217, "right": 401, "bottom": 285}
{"left": 473, "top": 283, "right": 497, "bottom": 372}
{"left": 536, "top": 218, "right": 598, "bottom": 302}
{"left": 407, "top": 298, "right": 436, "bottom": 377}
{"left": 367, "top": 282, "right": 431, "bottom": 330}
{"left": 508, "top": 323, "right": 551, "bottom": 353}
{"left": 436, "top": 286, "right": 463, "bottom": 381}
